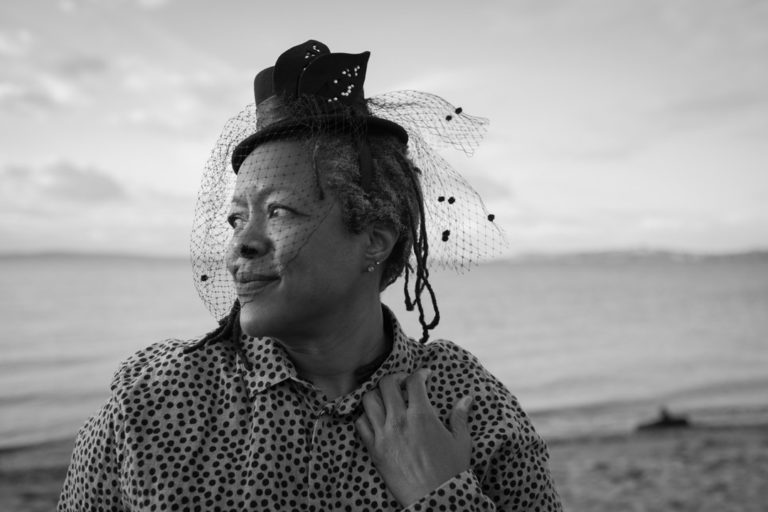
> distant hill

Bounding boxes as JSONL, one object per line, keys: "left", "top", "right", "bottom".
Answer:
{"left": 507, "top": 249, "right": 768, "bottom": 264}
{"left": 2, "top": 249, "right": 767, "bottom": 265}
{"left": 0, "top": 251, "right": 188, "bottom": 263}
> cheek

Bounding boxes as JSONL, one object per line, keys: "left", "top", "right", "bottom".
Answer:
{"left": 272, "top": 214, "right": 332, "bottom": 265}
{"left": 225, "top": 235, "right": 239, "bottom": 274}
{"left": 273, "top": 227, "right": 310, "bottom": 258}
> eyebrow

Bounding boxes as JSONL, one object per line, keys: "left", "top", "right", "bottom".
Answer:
{"left": 230, "top": 186, "right": 300, "bottom": 206}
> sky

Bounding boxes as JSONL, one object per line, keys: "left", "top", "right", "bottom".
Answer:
{"left": 1, "top": 0, "right": 767, "bottom": 256}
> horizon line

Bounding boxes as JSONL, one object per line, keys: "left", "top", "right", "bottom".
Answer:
{"left": 2, "top": 247, "right": 767, "bottom": 261}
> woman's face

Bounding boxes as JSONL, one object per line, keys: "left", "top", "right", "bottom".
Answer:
{"left": 226, "top": 138, "right": 370, "bottom": 340}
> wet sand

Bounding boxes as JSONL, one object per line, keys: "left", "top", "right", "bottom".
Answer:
{"left": 2, "top": 424, "right": 767, "bottom": 511}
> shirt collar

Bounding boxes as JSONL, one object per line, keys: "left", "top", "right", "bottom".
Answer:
{"left": 238, "top": 334, "right": 298, "bottom": 399}
{"left": 237, "top": 305, "right": 421, "bottom": 416}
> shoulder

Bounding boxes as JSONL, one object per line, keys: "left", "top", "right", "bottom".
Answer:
{"left": 420, "top": 338, "right": 497, "bottom": 389}
{"left": 109, "top": 338, "right": 237, "bottom": 398}
{"left": 420, "top": 339, "right": 512, "bottom": 399}
{"left": 419, "top": 342, "right": 558, "bottom": 507}
{"left": 420, "top": 338, "right": 540, "bottom": 444}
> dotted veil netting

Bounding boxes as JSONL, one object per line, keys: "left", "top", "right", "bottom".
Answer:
{"left": 189, "top": 42, "right": 507, "bottom": 348}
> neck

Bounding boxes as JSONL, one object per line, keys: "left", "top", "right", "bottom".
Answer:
{"left": 276, "top": 298, "right": 389, "bottom": 400}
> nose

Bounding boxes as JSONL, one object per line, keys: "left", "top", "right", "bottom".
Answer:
{"left": 226, "top": 218, "right": 271, "bottom": 270}
{"left": 235, "top": 227, "right": 270, "bottom": 259}
{"left": 239, "top": 242, "right": 261, "bottom": 258}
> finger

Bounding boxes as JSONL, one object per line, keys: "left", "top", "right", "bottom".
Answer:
{"left": 405, "top": 368, "right": 434, "bottom": 412}
{"left": 361, "top": 389, "right": 386, "bottom": 432}
{"left": 378, "top": 373, "right": 407, "bottom": 418}
{"left": 355, "top": 413, "right": 375, "bottom": 449}
{"left": 449, "top": 395, "right": 473, "bottom": 440}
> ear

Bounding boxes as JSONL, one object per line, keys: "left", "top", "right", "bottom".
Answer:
{"left": 363, "top": 221, "right": 398, "bottom": 264}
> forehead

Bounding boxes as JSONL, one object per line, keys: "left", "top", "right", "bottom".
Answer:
{"left": 235, "top": 139, "right": 315, "bottom": 194}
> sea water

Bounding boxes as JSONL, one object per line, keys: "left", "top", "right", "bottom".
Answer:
{"left": 1, "top": 252, "right": 766, "bottom": 448}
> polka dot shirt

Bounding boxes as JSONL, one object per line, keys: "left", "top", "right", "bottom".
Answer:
{"left": 59, "top": 308, "right": 562, "bottom": 511}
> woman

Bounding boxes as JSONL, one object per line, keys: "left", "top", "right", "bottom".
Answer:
{"left": 59, "top": 40, "right": 562, "bottom": 511}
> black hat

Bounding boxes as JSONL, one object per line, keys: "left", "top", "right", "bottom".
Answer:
{"left": 231, "top": 40, "right": 408, "bottom": 175}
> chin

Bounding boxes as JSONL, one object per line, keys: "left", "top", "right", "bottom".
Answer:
{"left": 238, "top": 300, "right": 277, "bottom": 339}
{"left": 239, "top": 299, "right": 304, "bottom": 341}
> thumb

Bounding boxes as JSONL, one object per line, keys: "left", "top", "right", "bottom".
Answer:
{"left": 449, "top": 395, "right": 473, "bottom": 440}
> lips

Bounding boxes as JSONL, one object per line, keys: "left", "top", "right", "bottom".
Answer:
{"left": 234, "top": 273, "right": 279, "bottom": 297}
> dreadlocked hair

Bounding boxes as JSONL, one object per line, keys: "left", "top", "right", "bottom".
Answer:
{"left": 182, "top": 299, "right": 253, "bottom": 370}
{"left": 310, "top": 133, "right": 440, "bottom": 342}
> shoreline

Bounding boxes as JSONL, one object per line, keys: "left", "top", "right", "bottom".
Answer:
{"left": 2, "top": 423, "right": 767, "bottom": 511}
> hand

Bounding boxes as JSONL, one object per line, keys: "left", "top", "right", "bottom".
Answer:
{"left": 355, "top": 369, "right": 473, "bottom": 507}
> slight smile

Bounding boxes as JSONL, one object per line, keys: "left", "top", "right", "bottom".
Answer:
{"left": 234, "top": 275, "right": 280, "bottom": 297}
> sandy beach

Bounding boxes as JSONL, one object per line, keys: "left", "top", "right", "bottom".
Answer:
{"left": 1, "top": 424, "right": 766, "bottom": 511}
{"left": 550, "top": 425, "right": 768, "bottom": 511}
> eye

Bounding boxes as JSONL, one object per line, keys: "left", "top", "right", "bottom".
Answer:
{"left": 227, "top": 213, "right": 245, "bottom": 229}
{"left": 267, "top": 204, "right": 294, "bottom": 219}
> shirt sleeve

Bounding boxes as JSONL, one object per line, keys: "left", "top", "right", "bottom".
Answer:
{"left": 406, "top": 339, "right": 563, "bottom": 512}
{"left": 403, "top": 434, "right": 562, "bottom": 512}
{"left": 57, "top": 395, "right": 127, "bottom": 512}
{"left": 57, "top": 339, "right": 193, "bottom": 512}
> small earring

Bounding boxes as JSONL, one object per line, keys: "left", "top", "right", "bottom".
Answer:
{"left": 366, "top": 260, "right": 380, "bottom": 273}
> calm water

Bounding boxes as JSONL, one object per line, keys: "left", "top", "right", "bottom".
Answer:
{"left": 1, "top": 252, "right": 767, "bottom": 448}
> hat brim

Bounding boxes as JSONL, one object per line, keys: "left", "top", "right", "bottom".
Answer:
{"left": 231, "top": 115, "right": 408, "bottom": 174}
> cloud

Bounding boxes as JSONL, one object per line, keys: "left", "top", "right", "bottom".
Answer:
{"left": 56, "top": 0, "right": 172, "bottom": 11}
{"left": 105, "top": 55, "right": 238, "bottom": 132}
{"left": 0, "top": 29, "right": 34, "bottom": 57}
{"left": 55, "top": 55, "right": 110, "bottom": 80}
{"left": 135, "top": 0, "right": 171, "bottom": 8}
{"left": 0, "top": 161, "right": 195, "bottom": 255}
{"left": 0, "top": 50, "right": 110, "bottom": 113}
{"left": 0, "top": 81, "right": 60, "bottom": 110}
{"left": 499, "top": 202, "right": 768, "bottom": 254}
{"left": 0, "top": 162, "right": 127, "bottom": 211}
{"left": 658, "top": 89, "right": 768, "bottom": 132}
{"left": 115, "top": 54, "right": 232, "bottom": 95}
{"left": 3, "top": 73, "right": 87, "bottom": 111}
{"left": 542, "top": 140, "right": 643, "bottom": 164}
{"left": 668, "top": 90, "right": 768, "bottom": 115}
{"left": 58, "top": 0, "right": 77, "bottom": 12}
{"left": 0, "top": 19, "right": 111, "bottom": 113}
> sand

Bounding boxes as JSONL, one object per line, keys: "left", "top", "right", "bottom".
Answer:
{"left": 0, "top": 438, "right": 73, "bottom": 512}
{"left": 1, "top": 425, "right": 767, "bottom": 511}
{"left": 549, "top": 425, "right": 768, "bottom": 512}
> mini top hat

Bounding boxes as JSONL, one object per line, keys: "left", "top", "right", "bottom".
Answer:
{"left": 231, "top": 39, "right": 408, "bottom": 182}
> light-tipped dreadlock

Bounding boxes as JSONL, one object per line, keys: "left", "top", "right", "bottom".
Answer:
{"left": 400, "top": 161, "right": 440, "bottom": 343}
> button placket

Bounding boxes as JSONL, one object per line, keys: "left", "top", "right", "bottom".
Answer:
{"left": 307, "top": 406, "right": 328, "bottom": 507}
